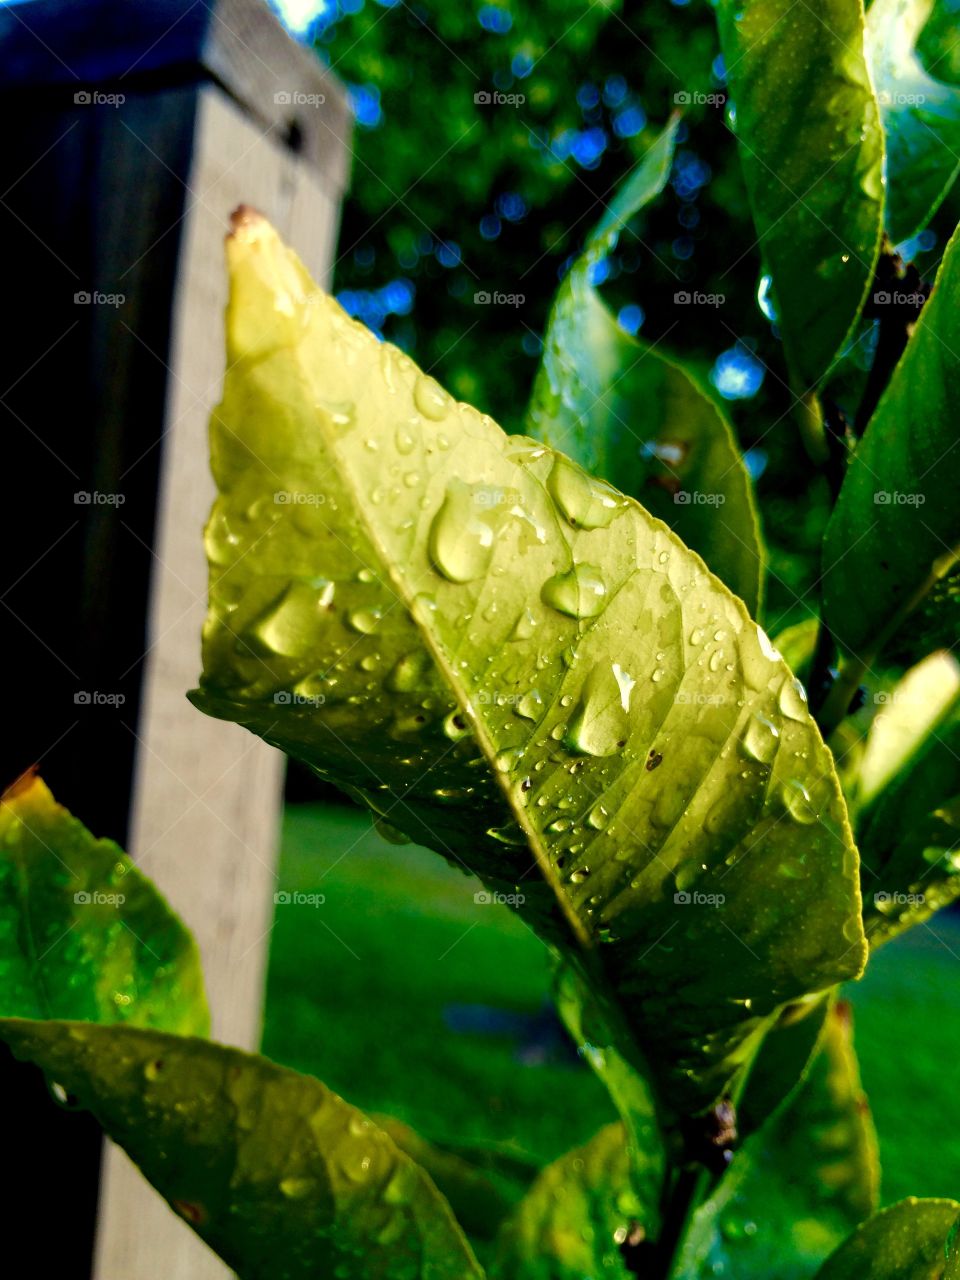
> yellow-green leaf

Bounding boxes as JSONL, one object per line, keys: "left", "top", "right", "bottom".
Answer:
{"left": 190, "top": 210, "right": 865, "bottom": 1116}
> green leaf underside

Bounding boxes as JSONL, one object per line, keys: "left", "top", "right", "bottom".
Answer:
{"left": 736, "top": 993, "right": 832, "bottom": 1140}
{"left": 490, "top": 1123, "right": 644, "bottom": 1280}
{"left": 0, "top": 775, "right": 208, "bottom": 1036}
{"left": 527, "top": 121, "right": 763, "bottom": 614}
{"left": 191, "top": 211, "right": 864, "bottom": 1115}
{"left": 868, "top": 0, "right": 960, "bottom": 245}
{"left": 815, "top": 1198, "right": 960, "bottom": 1279}
{"left": 716, "top": 0, "right": 884, "bottom": 389}
{"left": 0, "top": 1022, "right": 483, "bottom": 1280}
{"left": 683, "top": 1003, "right": 880, "bottom": 1279}
{"left": 823, "top": 226, "right": 960, "bottom": 659}
{"left": 857, "top": 662, "right": 960, "bottom": 947}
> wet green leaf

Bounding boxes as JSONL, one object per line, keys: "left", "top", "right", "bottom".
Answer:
{"left": 715, "top": 0, "right": 884, "bottom": 388}
{"left": 682, "top": 1002, "right": 879, "bottom": 1279}
{"left": 815, "top": 1198, "right": 960, "bottom": 1279}
{"left": 0, "top": 774, "right": 208, "bottom": 1036}
{"left": 737, "top": 994, "right": 831, "bottom": 1141}
{"left": 373, "top": 1114, "right": 521, "bottom": 1240}
{"left": 867, "top": 0, "right": 960, "bottom": 245}
{"left": 0, "top": 1021, "right": 484, "bottom": 1280}
{"left": 190, "top": 211, "right": 865, "bottom": 1117}
{"left": 527, "top": 121, "right": 763, "bottom": 614}
{"left": 857, "top": 658, "right": 960, "bottom": 948}
{"left": 823, "top": 226, "right": 960, "bottom": 660}
{"left": 490, "top": 1123, "right": 647, "bottom": 1280}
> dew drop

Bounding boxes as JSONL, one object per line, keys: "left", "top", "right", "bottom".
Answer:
{"left": 414, "top": 374, "right": 451, "bottom": 420}
{"left": 541, "top": 564, "right": 607, "bottom": 619}
{"left": 781, "top": 779, "right": 818, "bottom": 824}
{"left": 778, "top": 676, "right": 808, "bottom": 721}
{"left": 517, "top": 689, "right": 544, "bottom": 721}
{"left": 386, "top": 651, "right": 430, "bottom": 693}
{"left": 547, "top": 455, "right": 626, "bottom": 529}
{"left": 675, "top": 859, "right": 703, "bottom": 892}
{"left": 443, "top": 710, "right": 470, "bottom": 740}
{"left": 510, "top": 607, "right": 538, "bottom": 641}
{"left": 587, "top": 804, "right": 609, "bottom": 830}
{"left": 740, "top": 713, "right": 780, "bottom": 764}
{"left": 348, "top": 608, "right": 382, "bottom": 635}
{"left": 428, "top": 481, "right": 503, "bottom": 583}
{"left": 565, "top": 664, "right": 630, "bottom": 756}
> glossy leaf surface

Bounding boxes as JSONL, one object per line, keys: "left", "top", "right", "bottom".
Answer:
{"left": 0, "top": 774, "right": 208, "bottom": 1036}
{"left": 0, "top": 1021, "right": 483, "bottom": 1280}
{"left": 190, "top": 211, "right": 865, "bottom": 1116}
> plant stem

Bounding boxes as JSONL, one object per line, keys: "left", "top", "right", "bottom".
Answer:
{"left": 652, "top": 1165, "right": 709, "bottom": 1279}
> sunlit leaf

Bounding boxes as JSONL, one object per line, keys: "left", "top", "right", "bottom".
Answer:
{"left": 0, "top": 1021, "right": 484, "bottom": 1280}
{"left": 715, "top": 0, "right": 884, "bottom": 389}
{"left": 867, "top": 0, "right": 960, "bottom": 244}
{"left": 527, "top": 120, "right": 763, "bottom": 613}
{"left": 858, "top": 651, "right": 960, "bottom": 809}
{"left": 823, "top": 226, "right": 960, "bottom": 660}
{"left": 857, "top": 660, "right": 960, "bottom": 947}
{"left": 815, "top": 1197, "right": 960, "bottom": 1279}
{"left": 190, "top": 210, "right": 865, "bottom": 1118}
{"left": 0, "top": 773, "right": 208, "bottom": 1036}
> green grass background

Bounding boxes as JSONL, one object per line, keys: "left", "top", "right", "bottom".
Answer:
{"left": 262, "top": 802, "right": 960, "bottom": 1202}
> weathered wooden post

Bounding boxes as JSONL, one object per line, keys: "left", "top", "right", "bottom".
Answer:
{"left": 0, "top": 1, "right": 350, "bottom": 1273}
